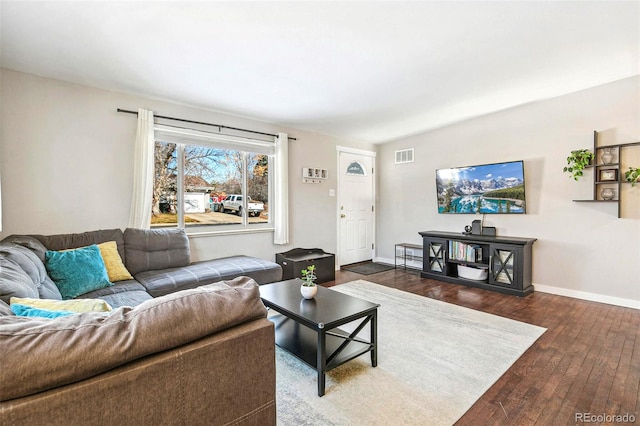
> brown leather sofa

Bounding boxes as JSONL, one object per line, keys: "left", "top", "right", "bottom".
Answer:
{"left": 0, "top": 277, "right": 276, "bottom": 425}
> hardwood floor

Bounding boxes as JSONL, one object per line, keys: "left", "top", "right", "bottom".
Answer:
{"left": 325, "top": 268, "right": 640, "bottom": 425}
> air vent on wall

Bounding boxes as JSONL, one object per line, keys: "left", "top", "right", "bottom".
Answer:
{"left": 395, "top": 148, "right": 414, "bottom": 164}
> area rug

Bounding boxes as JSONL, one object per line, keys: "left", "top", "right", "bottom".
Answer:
{"left": 341, "top": 261, "right": 395, "bottom": 275}
{"left": 275, "top": 280, "right": 546, "bottom": 425}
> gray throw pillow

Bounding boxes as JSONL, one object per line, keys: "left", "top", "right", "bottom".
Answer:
{"left": 1, "top": 235, "right": 49, "bottom": 261}
{"left": 0, "top": 242, "right": 62, "bottom": 300}
{"left": 0, "top": 299, "right": 15, "bottom": 316}
{"left": 0, "top": 256, "right": 39, "bottom": 305}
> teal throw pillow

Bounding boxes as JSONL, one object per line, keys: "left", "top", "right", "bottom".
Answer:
{"left": 45, "top": 245, "right": 113, "bottom": 299}
{"left": 11, "top": 303, "right": 75, "bottom": 318}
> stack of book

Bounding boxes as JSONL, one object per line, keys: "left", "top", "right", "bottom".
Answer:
{"left": 448, "top": 241, "right": 483, "bottom": 263}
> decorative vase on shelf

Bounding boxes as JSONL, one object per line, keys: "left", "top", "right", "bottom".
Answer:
{"left": 601, "top": 188, "right": 615, "bottom": 200}
{"left": 601, "top": 148, "right": 614, "bottom": 165}
{"left": 300, "top": 265, "right": 318, "bottom": 300}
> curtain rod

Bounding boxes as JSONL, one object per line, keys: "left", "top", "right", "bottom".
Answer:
{"left": 117, "top": 108, "right": 296, "bottom": 141}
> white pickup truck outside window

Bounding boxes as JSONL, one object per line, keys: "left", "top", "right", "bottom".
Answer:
{"left": 221, "top": 195, "right": 265, "bottom": 217}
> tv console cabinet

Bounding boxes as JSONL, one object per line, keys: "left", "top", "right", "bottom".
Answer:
{"left": 419, "top": 231, "right": 536, "bottom": 297}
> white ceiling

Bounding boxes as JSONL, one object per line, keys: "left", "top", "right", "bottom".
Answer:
{"left": 1, "top": 1, "right": 639, "bottom": 143}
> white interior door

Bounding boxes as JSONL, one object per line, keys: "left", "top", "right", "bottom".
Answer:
{"left": 338, "top": 150, "right": 375, "bottom": 266}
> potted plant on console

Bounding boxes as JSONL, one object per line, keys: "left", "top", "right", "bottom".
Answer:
{"left": 300, "top": 265, "right": 318, "bottom": 299}
{"left": 563, "top": 149, "right": 595, "bottom": 181}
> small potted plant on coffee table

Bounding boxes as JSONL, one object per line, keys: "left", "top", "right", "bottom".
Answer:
{"left": 300, "top": 265, "right": 318, "bottom": 299}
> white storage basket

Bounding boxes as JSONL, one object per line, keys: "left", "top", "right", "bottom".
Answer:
{"left": 457, "top": 264, "right": 488, "bottom": 281}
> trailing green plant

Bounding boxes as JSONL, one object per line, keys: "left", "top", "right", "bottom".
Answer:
{"left": 300, "top": 265, "right": 317, "bottom": 286}
{"left": 563, "top": 149, "right": 595, "bottom": 181}
{"left": 624, "top": 167, "right": 640, "bottom": 187}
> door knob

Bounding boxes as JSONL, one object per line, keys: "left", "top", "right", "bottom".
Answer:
{"left": 340, "top": 214, "right": 346, "bottom": 218}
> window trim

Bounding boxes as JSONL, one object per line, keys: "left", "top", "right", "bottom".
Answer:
{"left": 153, "top": 127, "right": 275, "bottom": 235}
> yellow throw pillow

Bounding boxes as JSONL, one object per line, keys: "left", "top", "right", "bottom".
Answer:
{"left": 97, "top": 241, "right": 134, "bottom": 282}
{"left": 10, "top": 297, "right": 112, "bottom": 313}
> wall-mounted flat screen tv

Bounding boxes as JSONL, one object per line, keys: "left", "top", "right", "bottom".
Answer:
{"left": 436, "top": 160, "right": 526, "bottom": 214}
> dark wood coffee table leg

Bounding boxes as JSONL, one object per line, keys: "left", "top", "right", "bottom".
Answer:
{"left": 317, "top": 327, "right": 326, "bottom": 396}
{"left": 371, "top": 309, "right": 378, "bottom": 367}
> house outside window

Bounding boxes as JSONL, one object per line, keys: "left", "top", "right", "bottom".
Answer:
{"left": 151, "top": 126, "right": 273, "bottom": 233}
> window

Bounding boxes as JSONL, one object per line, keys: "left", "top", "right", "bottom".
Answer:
{"left": 346, "top": 161, "right": 366, "bottom": 175}
{"left": 151, "top": 126, "right": 273, "bottom": 232}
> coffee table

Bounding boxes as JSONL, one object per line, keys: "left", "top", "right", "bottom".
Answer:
{"left": 259, "top": 279, "right": 379, "bottom": 396}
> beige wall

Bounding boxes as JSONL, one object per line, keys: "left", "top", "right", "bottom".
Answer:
{"left": 0, "top": 69, "right": 374, "bottom": 261}
{"left": 376, "top": 76, "right": 640, "bottom": 307}
{"left": 2, "top": 69, "right": 638, "bottom": 307}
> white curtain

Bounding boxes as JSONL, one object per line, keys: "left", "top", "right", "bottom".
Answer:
{"left": 0, "top": 174, "right": 3, "bottom": 232}
{"left": 128, "top": 108, "right": 155, "bottom": 229}
{"left": 273, "top": 132, "right": 289, "bottom": 244}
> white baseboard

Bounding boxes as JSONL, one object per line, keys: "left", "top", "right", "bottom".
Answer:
{"left": 375, "top": 256, "right": 396, "bottom": 266}
{"left": 375, "top": 256, "right": 639, "bottom": 310}
{"left": 534, "top": 284, "right": 640, "bottom": 310}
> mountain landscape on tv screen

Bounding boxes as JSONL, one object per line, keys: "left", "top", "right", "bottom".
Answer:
{"left": 436, "top": 162, "right": 526, "bottom": 214}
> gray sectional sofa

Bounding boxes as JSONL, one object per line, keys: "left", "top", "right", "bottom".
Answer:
{"left": 0, "top": 228, "right": 282, "bottom": 425}
{"left": 0, "top": 227, "right": 283, "bottom": 307}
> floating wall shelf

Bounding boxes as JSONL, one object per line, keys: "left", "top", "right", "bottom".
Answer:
{"left": 572, "top": 131, "right": 640, "bottom": 218}
{"left": 302, "top": 167, "right": 328, "bottom": 184}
